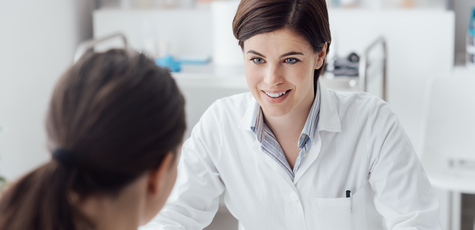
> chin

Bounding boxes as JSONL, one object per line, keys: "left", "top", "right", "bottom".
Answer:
{"left": 261, "top": 105, "right": 292, "bottom": 118}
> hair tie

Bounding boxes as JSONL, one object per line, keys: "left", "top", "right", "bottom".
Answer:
{"left": 52, "top": 148, "right": 76, "bottom": 168}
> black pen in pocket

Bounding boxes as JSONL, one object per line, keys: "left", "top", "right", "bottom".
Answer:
{"left": 346, "top": 190, "right": 353, "bottom": 213}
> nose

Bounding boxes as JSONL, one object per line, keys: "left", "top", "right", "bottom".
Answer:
{"left": 263, "top": 64, "right": 283, "bottom": 86}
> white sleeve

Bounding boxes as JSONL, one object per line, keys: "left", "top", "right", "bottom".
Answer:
{"left": 366, "top": 99, "right": 442, "bottom": 230}
{"left": 141, "top": 103, "right": 226, "bottom": 230}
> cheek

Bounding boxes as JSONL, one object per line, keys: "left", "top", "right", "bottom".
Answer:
{"left": 244, "top": 64, "right": 263, "bottom": 91}
{"left": 287, "top": 66, "right": 315, "bottom": 92}
{"left": 299, "top": 63, "right": 315, "bottom": 82}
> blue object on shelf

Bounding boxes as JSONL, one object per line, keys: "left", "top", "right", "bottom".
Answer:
{"left": 155, "top": 55, "right": 181, "bottom": 72}
{"left": 469, "top": 8, "right": 475, "bottom": 37}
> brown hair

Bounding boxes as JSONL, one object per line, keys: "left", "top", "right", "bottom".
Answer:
{"left": 0, "top": 49, "right": 186, "bottom": 230}
{"left": 232, "top": 0, "right": 332, "bottom": 90}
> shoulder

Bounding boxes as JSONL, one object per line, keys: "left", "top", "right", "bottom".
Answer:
{"left": 329, "top": 89, "right": 386, "bottom": 109}
{"left": 185, "top": 92, "right": 254, "bottom": 159}
{"left": 325, "top": 89, "right": 398, "bottom": 139}
{"left": 193, "top": 92, "right": 253, "bottom": 136}
{"left": 212, "top": 92, "right": 254, "bottom": 112}
{"left": 203, "top": 92, "right": 253, "bottom": 120}
{"left": 333, "top": 89, "right": 392, "bottom": 115}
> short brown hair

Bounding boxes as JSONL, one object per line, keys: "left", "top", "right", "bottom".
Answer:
{"left": 232, "top": 0, "right": 331, "bottom": 88}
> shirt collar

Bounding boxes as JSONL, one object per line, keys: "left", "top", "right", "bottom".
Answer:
{"left": 250, "top": 102, "right": 265, "bottom": 142}
{"left": 298, "top": 83, "right": 321, "bottom": 147}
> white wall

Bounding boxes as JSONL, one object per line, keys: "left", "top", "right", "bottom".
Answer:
{"left": 0, "top": 0, "right": 93, "bottom": 181}
{"left": 328, "top": 9, "right": 455, "bottom": 153}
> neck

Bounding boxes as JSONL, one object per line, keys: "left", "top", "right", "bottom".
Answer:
{"left": 264, "top": 94, "right": 314, "bottom": 141}
{"left": 73, "top": 178, "right": 147, "bottom": 230}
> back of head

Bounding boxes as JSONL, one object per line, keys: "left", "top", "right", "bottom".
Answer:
{"left": 232, "top": 0, "right": 331, "bottom": 86}
{"left": 0, "top": 49, "right": 186, "bottom": 230}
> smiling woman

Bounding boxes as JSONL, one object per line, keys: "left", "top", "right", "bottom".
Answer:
{"left": 241, "top": 29, "right": 328, "bottom": 167}
{"left": 143, "top": 0, "right": 442, "bottom": 229}
{"left": 243, "top": 29, "right": 325, "bottom": 119}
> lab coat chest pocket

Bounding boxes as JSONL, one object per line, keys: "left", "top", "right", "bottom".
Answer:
{"left": 312, "top": 186, "right": 367, "bottom": 230}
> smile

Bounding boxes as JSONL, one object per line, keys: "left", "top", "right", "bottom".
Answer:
{"left": 263, "top": 90, "right": 290, "bottom": 98}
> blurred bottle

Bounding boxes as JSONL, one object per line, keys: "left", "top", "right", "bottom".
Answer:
{"left": 178, "top": 0, "right": 195, "bottom": 8}
{"left": 120, "top": 0, "right": 131, "bottom": 8}
{"left": 360, "top": 0, "right": 382, "bottom": 9}
{"left": 140, "top": 20, "right": 159, "bottom": 58}
{"left": 211, "top": 1, "right": 243, "bottom": 66}
{"left": 340, "top": 0, "right": 357, "bottom": 8}
{"left": 136, "top": 0, "right": 154, "bottom": 8}
{"left": 467, "top": 8, "right": 475, "bottom": 69}
{"left": 399, "top": 0, "right": 414, "bottom": 8}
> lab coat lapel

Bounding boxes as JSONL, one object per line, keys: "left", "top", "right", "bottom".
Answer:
{"left": 293, "top": 83, "right": 342, "bottom": 184}
{"left": 293, "top": 133, "right": 322, "bottom": 184}
{"left": 316, "top": 82, "right": 341, "bottom": 133}
{"left": 238, "top": 96, "right": 257, "bottom": 131}
{"left": 252, "top": 139, "right": 299, "bottom": 194}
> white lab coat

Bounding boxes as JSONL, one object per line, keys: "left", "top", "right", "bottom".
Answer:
{"left": 144, "top": 83, "right": 441, "bottom": 230}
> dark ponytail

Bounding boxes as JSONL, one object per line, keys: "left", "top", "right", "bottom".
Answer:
{"left": 0, "top": 49, "right": 186, "bottom": 230}
{"left": 0, "top": 162, "right": 78, "bottom": 230}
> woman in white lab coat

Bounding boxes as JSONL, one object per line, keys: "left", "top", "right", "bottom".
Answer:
{"left": 144, "top": 0, "right": 441, "bottom": 228}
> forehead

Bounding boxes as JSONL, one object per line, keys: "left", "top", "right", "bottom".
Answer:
{"left": 243, "top": 28, "right": 312, "bottom": 54}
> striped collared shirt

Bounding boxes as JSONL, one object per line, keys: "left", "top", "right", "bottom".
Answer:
{"left": 250, "top": 83, "right": 321, "bottom": 181}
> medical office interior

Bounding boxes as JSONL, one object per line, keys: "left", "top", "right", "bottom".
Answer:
{"left": 0, "top": 0, "right": 474, "bottom": 229}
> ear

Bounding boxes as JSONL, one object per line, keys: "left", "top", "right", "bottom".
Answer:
{"left": 314, "top": 42, "right": 328, "bottom": 69}
{"left": 147, "top": 153, "right": 175, "bottom": 196}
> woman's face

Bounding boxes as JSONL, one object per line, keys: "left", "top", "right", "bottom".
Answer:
{"left": 243, "top": 28, "right": 325, "bottom": 118}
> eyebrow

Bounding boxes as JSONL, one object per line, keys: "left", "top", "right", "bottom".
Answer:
{"left": 246, "top": 50, "right": 304, "bottom": 58}
{"left": 280, "top": 51, "right": 304, "bottom": 58}
{"left": 247, "top": 50, "right": 266, "bottom": 57}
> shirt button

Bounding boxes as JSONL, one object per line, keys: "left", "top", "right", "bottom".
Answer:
{"left": 304, "top": 152, "right": 308, "bottom": 157}
{"left": 290, "top": 192, "right": 299, "bottom": 201}
{"left": 300, "top": 134, "right": 305, "bottom": 139}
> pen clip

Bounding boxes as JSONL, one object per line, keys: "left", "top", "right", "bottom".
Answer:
{"left": 346, "top": 190, "right": 353, "bottom": 213}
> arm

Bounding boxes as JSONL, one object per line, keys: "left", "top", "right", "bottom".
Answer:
{"left": 142, "top": 103, "right": 226, "bottom": 230}
{"left": 366, "top": 99, "right": 441, "bottom": 230}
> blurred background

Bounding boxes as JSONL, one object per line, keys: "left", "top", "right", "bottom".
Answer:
{"left": 1, "top": 0, "right": 475, "bottom": 229}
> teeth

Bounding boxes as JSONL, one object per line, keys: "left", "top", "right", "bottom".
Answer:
{"left": 265, "top": 91, "right": 287, "bottom": 98}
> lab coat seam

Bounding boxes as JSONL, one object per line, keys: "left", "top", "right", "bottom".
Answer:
{"left": 367, "top": 98, "right": 377, "bottom": 177}
{"left": 375, "top": 102, "right": 399, "bottom": 167}
{"left": 195, "top": 98, "right": 226, "bottom": 172}
{"left": 193, "top": 133, "right": 220, "bottom": 178}
{"left": 216, "top": 98, "right": 226, "bottom": 168}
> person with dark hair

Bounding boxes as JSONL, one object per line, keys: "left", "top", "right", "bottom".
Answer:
{"left": 0, "top": 49, "right": 186, "bottom": 230}
{"left": 144, "top": 0, "right": 441, "bottom": 229}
